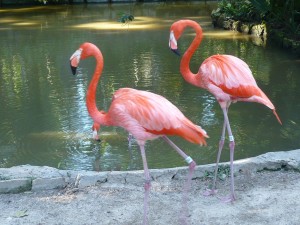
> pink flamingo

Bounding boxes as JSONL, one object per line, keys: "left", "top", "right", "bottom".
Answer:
{"left": 169, "top": 19, "right": 282, "bottom": 202}
{"left": 70, "top": 42, "right": 208, "bottom": 224}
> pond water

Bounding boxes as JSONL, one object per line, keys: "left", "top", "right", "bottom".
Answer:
{"left": 0, "top": 2, "right": 299, "bottom": 171}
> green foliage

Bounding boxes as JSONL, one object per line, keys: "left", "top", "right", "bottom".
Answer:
{"left": 250, "top": 0, "right": 270, "bottom": 15}
{"left": 117, "top": 12, "right": 135, "bottom": 25}
{"left": 217, "top": 0, "right": 260, "bottom": 22}
{"left": 216, "top": 0, "right": 300, "bottom": 39}
{"left": 204, "top": 165, "right": 231, "bottom": 181}
{"left": 267, "top": 0, "right": 300, "bottom": 38}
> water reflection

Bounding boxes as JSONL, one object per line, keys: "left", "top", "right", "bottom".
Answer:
{"left": 0, "top": 2, "right": 299, "bottom": 171}
{"left": 72, "top": 17, "right": 167, "bottom": 30}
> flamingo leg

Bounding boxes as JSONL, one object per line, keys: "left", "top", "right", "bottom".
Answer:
{"left": 221, "top": 105, "right": 236, "bottom": 202}
{"left": 214, "top": 121, "right": 226, "bottom": 186}
{"left": 139, "top": 142, "right": 151, "bottom": 225}
{"left": 162, "top": 136, "right": 196, "bottom": 224}
{"left": 203, "top": 119, "right": 226, "bottom": 196}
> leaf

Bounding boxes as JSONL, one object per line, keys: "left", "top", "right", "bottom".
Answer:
{"left": 218, "top": 173, "right": 227, "bottom": 181}
{"left": 13, "top": 210, "right": 28, "bottom": 218}
{"left": 117, "top": 12, "right": 135, "bottom": 24}
{"left": 128, "top": 15, "right": 134, "bottom": 21}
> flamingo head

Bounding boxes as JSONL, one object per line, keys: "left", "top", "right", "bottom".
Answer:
{"left": 169, "top": 30, "right": 180, "bottom": 56}
{"left": 169, "top": 20, "right": 201, "bottom": 56}
{"left": 92, "top": 123, "right": 101, "bottom": 141}
{"left": 70, "top": 42, "right": 100, "bottom": 75}
{"left": 70, "top": 48, "right": 82, "bottom": 75}
{"left": 169, "top": 21, "right": 186, "bottom": 56}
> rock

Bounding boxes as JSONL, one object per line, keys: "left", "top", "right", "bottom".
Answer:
{"left": 32, "top": 177, "right": 66, "bottom": 191}
{"left": 240, "top": 23, "right": 251, "bottom": 34}
{"left": 0, "top": 179, "right": 31, "bottom": 193}
{"left": 0, "top": 149, "right": 300, "bottom": 194}
{"left": 251, "top": 24, "right": 267, "bottom": 37}
{"left": 74, "top": 172, "right": 108, "bottom": 188}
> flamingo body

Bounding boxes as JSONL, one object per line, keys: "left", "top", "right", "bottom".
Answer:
{"left": 107, "top": 88, "right": 207, "bottom": 145}
{"left": 169, "top": 19, "right": 281, "bottom": 202}
{"left": 70, "top": 42, "right": 208, "bottom": 224}
{"left": 201, "top": 55, "right": 278, "bottom": 110}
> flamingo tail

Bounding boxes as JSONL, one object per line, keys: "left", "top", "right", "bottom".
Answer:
{"left": 180, "top": 120, "right": 208, "bottom": 146}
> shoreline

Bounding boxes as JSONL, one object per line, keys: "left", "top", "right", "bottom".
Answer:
{"left": 1, "top": 149, "right": 299, "bottom": 194}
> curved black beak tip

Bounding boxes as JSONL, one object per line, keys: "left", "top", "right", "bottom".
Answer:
{"left": 171, "top": 48, "right": 181, "bottom": 56}
{"left": 71, "top": 65, "right": 77, "bottom": 75}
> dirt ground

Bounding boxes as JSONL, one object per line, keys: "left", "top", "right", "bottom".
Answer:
{"left": 0, "top": 168, "right": 299, "bottom": 225}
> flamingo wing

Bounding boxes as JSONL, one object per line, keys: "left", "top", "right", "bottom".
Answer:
{"left": 201, "top": 55, "right": 264, "bottom": 99}
{"left": 110, "top": 88, "right": 207, "bottom": 145}
{"left": 200, "top": 55, "right": 281, "bottom": 122}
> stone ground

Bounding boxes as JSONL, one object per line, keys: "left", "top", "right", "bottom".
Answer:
{"left": 0, "top": 149, "right": 300, "bottom": 225}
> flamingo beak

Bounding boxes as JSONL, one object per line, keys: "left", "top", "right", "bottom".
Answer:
{"left": 71, "top": 65, "right": 77, "bottom": 75}
{"left": 70, "top": 48, "right": 82, "bottom": 75}
{"left": 171, "top": 48, "right": 181, "bottom": 56}
{"left": 169, "top": 31, "right": 180, "bottom": 56}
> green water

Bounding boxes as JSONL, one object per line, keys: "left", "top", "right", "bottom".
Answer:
{"left": 0, "top": 2, "right": 299, "bottom": 171}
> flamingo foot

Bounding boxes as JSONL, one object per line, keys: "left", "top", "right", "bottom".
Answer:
{"left": 203, "top": 188, "right": 218, "bottom": 196}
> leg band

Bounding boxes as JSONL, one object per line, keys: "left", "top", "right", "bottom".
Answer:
{"left": 185, "top": 156, "right": 193, "bottom": 164}
{"left": 229, "top": 135, "right": 234, "bottom": 142}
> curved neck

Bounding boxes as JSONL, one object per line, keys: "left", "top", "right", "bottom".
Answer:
{"left": 86, "top": 51, "right": 109, "bottom": 125}
{"left": 180, "top": 21, "right": 203, "bottom": 86}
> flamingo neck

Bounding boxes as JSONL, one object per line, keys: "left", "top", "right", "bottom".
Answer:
{"left": 86, "top": 51, "right": 110, "bottom": 126}
{"left": 180, "top": 21, "right": 204, "bottom": 87}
